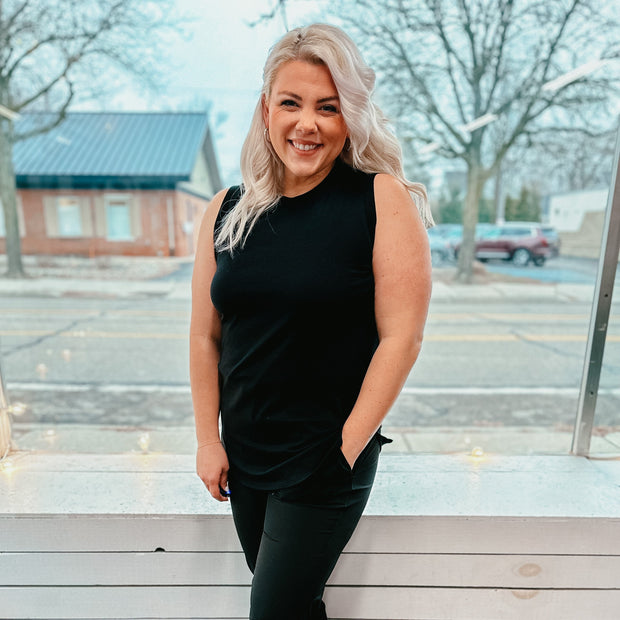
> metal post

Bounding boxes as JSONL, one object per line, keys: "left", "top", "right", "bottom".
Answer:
{"left": 571, "top": 125, "right": 620, "bottom": 456}
{"left": 0, "top": 354, "right": 12, "bottom": 460}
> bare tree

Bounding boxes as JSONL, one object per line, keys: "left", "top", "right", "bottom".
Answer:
{"left": 0, "top": 0, "right": 182, "bottom": 277}
{"left": 331, "top": 0, "right": 619, "bottom": 282}
{"left": 248, "top": 0, "right": 291, "bottom": 31}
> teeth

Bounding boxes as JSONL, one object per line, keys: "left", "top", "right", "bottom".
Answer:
{"left": 292, "top": 141, "right": 319, "bottom": 151}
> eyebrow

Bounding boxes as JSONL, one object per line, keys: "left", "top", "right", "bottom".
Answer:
{"left": 277, "top": 91, "right": 339, "bottom": 104}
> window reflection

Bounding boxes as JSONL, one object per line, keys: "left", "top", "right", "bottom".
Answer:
{"left": 0, "top": 2, "right": 618, "bottom": 459}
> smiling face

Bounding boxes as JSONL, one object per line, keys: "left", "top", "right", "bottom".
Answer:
{"left": 262, "top": 60, "right": 348, "bottom": 197}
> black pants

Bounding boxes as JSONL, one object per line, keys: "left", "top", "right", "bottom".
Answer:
{"left": 229, "top": 435, "right": 382, "bottom": 620}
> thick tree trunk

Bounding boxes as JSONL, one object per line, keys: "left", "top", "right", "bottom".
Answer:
{"left": 0, "top": 117, "right": 25, "bottom": 278}
{"left": 455, "top": 161, "right": 485, "bottom": 283}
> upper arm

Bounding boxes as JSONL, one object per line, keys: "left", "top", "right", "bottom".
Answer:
{"left": 190, "top": 188, "right": 229, "bottom": 342}
{"left": 372, "top": 174, "right": 432, "bottom": 343}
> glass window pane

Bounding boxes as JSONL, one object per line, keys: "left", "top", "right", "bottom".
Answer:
{"left": 593, "top": 300, "right": 620, "bottom": 456}
{"left": 106, "top": 202, "right": 132, "bottom": 241}
{"left": 57, "top": 199, "right": 82, "bottom": 237}
{"left": 0, "top": 2, "right": 617, "bottom": 464}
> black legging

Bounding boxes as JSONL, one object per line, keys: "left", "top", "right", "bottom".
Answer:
{"left": 229, "top": 435, "right": 382, "bottom": 620}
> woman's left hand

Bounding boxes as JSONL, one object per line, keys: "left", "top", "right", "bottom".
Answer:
{"left": 340, "top": 436, "right": 364, "bottom": 470}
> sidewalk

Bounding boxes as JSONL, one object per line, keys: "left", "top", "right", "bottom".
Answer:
{"left": 0, "top": 256, "right": 598, "bottom": 302}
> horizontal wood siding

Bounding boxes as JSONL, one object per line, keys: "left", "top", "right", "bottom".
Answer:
{"left": 2, "top": 586, "right": 620, "bottom": 619}
{"left": 2, "top": 551, "right": 620, "bottom": 588}
{"left": 3, "top": 515, "right": 620, "bottom": 555}
{"left": 1, "top": 516, "right": 620, "bottom": 619}
{"left": 1, "top": 455, "right": 619, "bottom": 619}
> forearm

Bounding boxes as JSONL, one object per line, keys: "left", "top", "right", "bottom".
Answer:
{"left": 190, "top": 334, "right": 222, "bottom": 447}
{"left": 342, "top": 334, "right": 423, "bottom": 456}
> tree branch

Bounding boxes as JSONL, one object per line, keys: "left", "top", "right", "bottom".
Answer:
{"left": 14, "top": 80, "right": 75, "bottom": 142}
{"left": 483, "top": 0, "right": 514, "bottom": 110}
{"left": 380, "top": 22, "right": 468, "bottom": 147}
{"left": 425, "top": 0, "right": 470, "bottom": 123}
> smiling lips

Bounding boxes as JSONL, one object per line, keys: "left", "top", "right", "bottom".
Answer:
{"left": 290, "top": 140, "right": 321, "bottom": 152}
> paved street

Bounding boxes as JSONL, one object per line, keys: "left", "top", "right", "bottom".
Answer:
{"left": 1, "top": 255, "right": 618, "bottom": 436}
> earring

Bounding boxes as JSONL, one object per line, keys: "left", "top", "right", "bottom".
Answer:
{"left": 264, "top": 127, "right": 271, "bottom": 143}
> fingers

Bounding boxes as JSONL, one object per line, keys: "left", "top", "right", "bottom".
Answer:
{"left": 220, "top": 470, "right": 229, "bottom": 493}
{"left": 210, "top": 483, "right": 229, "bottom": 502}
{"left": 202, "top": 470, "right": 229, "bottom": 502}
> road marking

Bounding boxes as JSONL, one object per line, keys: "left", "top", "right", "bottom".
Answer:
{"left": 7, "top": 382, "right": 620, "bottom": 397}
{"left": 401, "top": 387, "right": 583, "bottom": 396}
{"left": 428, "top": 313, "right": 596, "bottom": 322}
{"left": 0, "top": 330, "right": 186, "bottom": 339}
{"left": 61, "top": 330, "right": 185, "bottom": 339}
{"left": 0, "top": 309, "right": 99, "bottom": 315}
{"left": 2, "top": 330, "right": 619, "bottom": 342}
{"left": 425, "top": 334, "right": 620, "bottom": 342}
{"left": 0, "top": 330, "right": 55, "bottom": 336}
{"left": 2, "top": 309, "right": 618, "bottom": 321}
{"left": 0, "top": 309, "right": 188, "bottom": 316}
{"left": 427, "top": 334, "right": 520, "bottom": 341}
{"left": 7, "top": 382, "right": 191, "bottom": 393}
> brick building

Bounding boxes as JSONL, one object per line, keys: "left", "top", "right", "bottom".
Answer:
{"left": 1, "top": 112, "right": 223, "bottom": 257}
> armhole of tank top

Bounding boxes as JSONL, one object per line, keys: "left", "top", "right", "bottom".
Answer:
{"left": 214, "top": 185, "right": 243, "bottom": 245}
{"left": 365, "top": 173, "right": 378, "bottom": 250}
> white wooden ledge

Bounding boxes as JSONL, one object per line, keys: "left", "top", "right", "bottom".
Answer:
{"left": 1, "top": 452, "right": 619, "bottom": 619}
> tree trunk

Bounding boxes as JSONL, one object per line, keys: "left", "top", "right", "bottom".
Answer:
{"left": 455, "top": 161, "right": 485, "bottom": 283}
{"left": 0, "top": 117, "right": 25, "bottom": 278}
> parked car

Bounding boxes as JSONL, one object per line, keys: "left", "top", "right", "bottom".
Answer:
{"left": 435, "top": 223, "right": 493, "bottom": 260}
{"left": 427, "top": 228, "right": 454, "bottom": 265}
{"left": 455, "top": 222, "right": 555, "bottom": 266}
{"left": 540, "top": 225, "right": 561, "bottom": 258}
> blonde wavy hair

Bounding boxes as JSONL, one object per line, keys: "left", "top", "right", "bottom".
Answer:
{"left": 215, "top": 23, "right": 433, "bottom": 252}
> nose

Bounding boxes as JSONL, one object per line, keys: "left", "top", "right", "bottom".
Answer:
{"left": 296, "top": 108, "right": 317, "bottom": 133}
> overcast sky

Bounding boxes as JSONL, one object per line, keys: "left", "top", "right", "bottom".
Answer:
{"left": 89, "top": 1, "right": 618, "bottom": 194}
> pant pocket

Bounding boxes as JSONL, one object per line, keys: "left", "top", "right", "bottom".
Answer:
{"left": 350, "top": 435, "right": 381, "bottom": 490}
{"left": 275, "top": 441, "right": 351, "bottom": 505}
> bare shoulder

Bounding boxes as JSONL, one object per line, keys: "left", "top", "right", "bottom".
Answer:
{"left": 205, "top": 188, "right": 230, "bottom": 222}
{"left": 372, "top": 174, "right": 431, "bottom": 317}
{"left": 197, "top": 188, "right": 231, "bottom": 240}
{"left": 373, "top": 173, "right": 422, "bottom": 226}
{"left": 372, "top": 172, "right": 430, "bottom": 273}
{"left": 374, "top": 173, "right": 411, "bottom": 202}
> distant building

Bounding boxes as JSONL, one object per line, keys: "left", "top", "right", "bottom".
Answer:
{"left": 544, "top": 188, "right": 609, "bottom": 258}
{"left": 0, "top": 112, "right": 223, "bottom": 257}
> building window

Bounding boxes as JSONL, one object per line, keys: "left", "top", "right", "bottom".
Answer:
{"left": 43, "top": 196, "right": 92, "bottom": 238}
{"left": 105, "top": 196, "right": 133, "bottom": 241}
{"left": 57, "top": 198, "right": 83, "bottom": 237}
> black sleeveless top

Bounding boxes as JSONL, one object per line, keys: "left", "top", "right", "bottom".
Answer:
{"left": 210, "top": 160, "right": 380, "bottom": 489}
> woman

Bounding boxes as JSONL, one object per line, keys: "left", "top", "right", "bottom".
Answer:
{"left": 190, "top": 23, "right": 432, "bottom": 620}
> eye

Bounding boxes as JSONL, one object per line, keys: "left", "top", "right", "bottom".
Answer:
{"left": 280, "top": 99, "right": 298, "bottom": 107}
{"left": 320, "top": 104, "right": 339, "bottom": 113}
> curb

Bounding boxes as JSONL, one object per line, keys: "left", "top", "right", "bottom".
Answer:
{"left": 0, "top": 279, "right": 597, "bottom": 302}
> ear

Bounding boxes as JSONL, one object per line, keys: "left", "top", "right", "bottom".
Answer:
{"left": 261, "top": 94, "right": 269, "bottom": 128}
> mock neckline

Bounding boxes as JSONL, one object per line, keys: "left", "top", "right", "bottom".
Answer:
{"left": 279, "top": 159, "right": 345, "bottom": 204}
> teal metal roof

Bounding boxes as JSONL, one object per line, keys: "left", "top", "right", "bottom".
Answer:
{"left": 13, "top": 112, "right": 213, "bottom": 189}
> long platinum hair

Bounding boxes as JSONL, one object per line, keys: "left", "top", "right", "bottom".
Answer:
{"left": 215, "top": 23, "right": 433, "bottom": 252}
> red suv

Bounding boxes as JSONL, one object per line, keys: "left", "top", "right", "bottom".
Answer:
{"left": 458, "top": 223, "right": 555, "bottom": 266}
